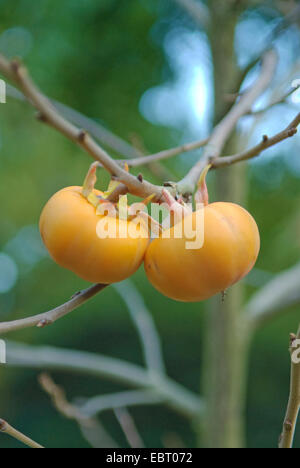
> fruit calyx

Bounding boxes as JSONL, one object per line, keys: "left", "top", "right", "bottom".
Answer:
{"left": 81, "top": 163, "right": 160, "bottom": 236}
{"left": 195, "top": 164, "right": 212, "bottom": 206}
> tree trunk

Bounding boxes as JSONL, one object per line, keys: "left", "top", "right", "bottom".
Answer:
{"left": 201, "top": 163, "right": 251, "bottom": 449}
{"left": 200, "top": 2, "right": 251, "bottom": 448}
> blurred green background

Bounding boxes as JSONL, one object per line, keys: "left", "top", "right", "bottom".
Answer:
{"left": 0, "top": 0, "right": 300, "bottom": 448}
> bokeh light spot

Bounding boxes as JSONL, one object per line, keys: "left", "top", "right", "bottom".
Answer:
{"left": 0, "top": 27, "right": 33, "bottom": 58}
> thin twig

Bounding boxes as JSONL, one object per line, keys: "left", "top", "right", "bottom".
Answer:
{"left": 114, "top": 281, "right": 166, "bottom": 374}
{"left": 39, "top": 374, "right": 118, "bottom": 448}
{"left": 114, "top": 408, "right": 145, "bottom": 448}
{"left": 177, "top": 50, "right": 278, "bottom": 194}
{"left": 123, "top": 137, "right": 209, "bottom": 167}
{"left": 0, "top": 284, "right": 107, "bottom": 335}
{"left": 248, "top": 85, "right": 300, "bottom": 116}
{"left": 212, "top": 113, "right": 300, "bottom": 168}
{"left": 80, "top": 390, "right": 163, "bottom": 417}
{"left": 0, "top": 418, "right": 44, "bottom": 448}
{"left": 127, "top": 132, "right": 176, "bottom": 181}
{"left": 6, "top": 341, "right": 203, "bottom": 420}
{"left": 279, "top": 327, "right": 300, "bottom": 448}
{"left": 1, "top": 51, "right": 293, "bottom": 201}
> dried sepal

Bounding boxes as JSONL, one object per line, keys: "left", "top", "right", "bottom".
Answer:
{"left": 195, "top": 164, "right": 212, "bottom": 206}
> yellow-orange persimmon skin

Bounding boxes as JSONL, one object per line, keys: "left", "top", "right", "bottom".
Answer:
{"left": 40, "top": 187, "right": 149, "bottom": 284}
{"left": 145, "top": 202, "right": 260, "bottom": 302}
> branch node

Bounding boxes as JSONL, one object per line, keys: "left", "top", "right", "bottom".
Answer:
{"left": 290, "top": 333, "right": 297, "bottom": 347}
{"left": 10, "top": 59, "right": 22, "bottom": 76}
{"left": 262, "top": 134, "right": 269, "bottom": 142}
{"left": 287, "top": 128, "right": 297, "bottom": 137}
{"left": 78, "top": 129, "right": 88, "bottom": 143}
{"left": 36, "top": 111, "right": 47, "bottom": 123}
{"left": 37, "top": 319, "right": 53, "bottom": 328}
{"left": 137, "top": 173, "right": 143, "bottom": 183}
{"left": 71, "top": 291, "right": 82, "bottom": 300}
{"left": 0, "top": 419, "right": 7, "bottom": 431}
{"left": 284, "top": 420, "right": 293, "bottom": 432}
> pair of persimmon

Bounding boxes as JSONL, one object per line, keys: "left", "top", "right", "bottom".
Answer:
{"left": 40, "top": 163, "right": 260, "bottom": 302}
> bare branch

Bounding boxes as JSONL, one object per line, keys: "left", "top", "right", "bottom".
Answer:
{"left": 0, "top": 418, "right": 44, "bottom": 449}
{"left": 39, "top": 374, "right": 118, "bottom": 448}
{"left": 114, "top": 281, "right": 165, "bottom": 374}
{"left": 0, "top": 284, "right": 107, "bottom": 335}
{"left": 248, "top": 85, "right": 300, "bottom": 116}
{"left": 173, "top": 0, "right": 210, "bottom": 28}
{"left": 7, "top": 341, "right": 204, "bottom": 420}
{"left": 114, "top": 407, "right": 145, "bottom": 448}
{"left": 0, "top": 54, "right": 163, "bottom": 200}
{"left": 80, "top": 390, "right": 163, "bottom": 418}
{"left": 279, "top": 328, "right": 300, "bottom": 448}
{"left": 2, "top": 50, "right": 291, "bottom": 201}
{"left": 212, "top": 113, "right": 300, "bottom": 169}
{"left": 123, "top": 137, "right": 209, "bottom": 168}
{"left": 245, "top": 262, "right": 300, "bottom": 331}
{"left": 177, "top": 50, "right": 278, "bottom": 195}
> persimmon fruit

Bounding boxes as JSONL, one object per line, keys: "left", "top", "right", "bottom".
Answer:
{"left": 144, "top": 167, "right": 260, "bottom": 302}
{"left": 40, "top": 163, "right": 149, "bottom": 284}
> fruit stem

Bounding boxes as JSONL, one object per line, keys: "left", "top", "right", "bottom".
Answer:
{"left": 82, "top": 162, "right": 99, "bottom": 197}
{"left": 195, "top": 164, "right": 212, "bottom": 206}
{"left": 82, "top": 162, "right": 101, "bottom": 208}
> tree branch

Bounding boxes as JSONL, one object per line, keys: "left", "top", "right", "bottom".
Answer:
{"left": 0, "top": 284, "right": 107, "bottom": 335}
{"left": 114, "top": 281, "right": 165, "bottom": 375}
{"left": 247, "top": 84, "right": 300, "bottom": 116}
{"left": 80, "top": 390, "right": 163, "bottom": 418}
{"left": 7, "top": 341, "right": 203, "bottom": 420}
{"left": 1, "top": 50, "right": 292, "bottom": 201}
{"left": 245, "top": 262, "right": 300, "bottom": 331}
{"left": 177, "top": 50, "right": 278, "bottom": 195}
{"left": 212, "top": 113, "right": 300, "bottom": 168}
{"left": 113, "top": 407, "right": 145, "bottom": 448}
{"left": 279, "top": 327, "right": 300, "bottom": 448}
{"left": 7, "top": 80, "right": 209, "bottom": 170}
{"left": 0, "top": 418, "right": 44, "bottom": 449}
{"left": 123, "top": 137, "right": 209, "bottom": 168}
{"left": 6, "top": 83, "right": 174, "bottom": 181}
{"left": 0, "top": 54, "right": 163, "bottom": 200}
{"left": 39, "top": 373, "right": 118, "bottom": 448}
